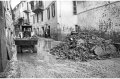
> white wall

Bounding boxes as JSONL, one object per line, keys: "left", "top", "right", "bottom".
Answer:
{"left": 30, "top": 0, "right": 77, "bottom": 40}
{"left": 57, "top": 0, "right": 77, "bottom": 33}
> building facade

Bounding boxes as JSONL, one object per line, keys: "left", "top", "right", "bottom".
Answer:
{"left": 0, "top": 1, "right": 14, "bottom": 72}
{"left": 76, "top": 1, "right": 120, "bottom": 42}
{"left": 14, "top": 1, "right": 120, "bottom": 42}
{"left": 13, "top": 1, "right": 32, "bottom": 37}
{"left": 30, "top": 1, "right": 44, "bottom": 36}
{"left": 13, "top": 0, "right": 77, "bottom": 41}
{"left": 30, "top": 0, "right": 77, "bottom": 41}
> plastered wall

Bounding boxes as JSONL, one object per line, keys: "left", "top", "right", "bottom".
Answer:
{"left": 42, "top": 1, "right": 58, "bottom": 40}
{"left": 77, "top": 1, "right": 120, "bottom": 42}
{"left": 57, "top": 0, "right": 77, "bottom": 41}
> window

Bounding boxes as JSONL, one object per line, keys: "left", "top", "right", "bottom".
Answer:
{"left": 39, "top": 1, "right": 42, "bottom": 6}
{"left": 47, "top": 8, "right": 50, "bottom": 20}
{"left": 27, "top": 2, "right": 28, "bottom": 10}
{"left": 33, "top": 16, "right": 35, "bottom": 24}
{"left": 41, "top": 12, "right": 43, "bottom": 21}
{"left": 51, "top": 3, "right": 55, "bottom": 17}
{"left": 73, "top": 1, "right": 77, "bottom": 15}
{"left": 31, "top": 1, "right": 34, "bottom": 10}
{"left": 37, "top": 13, "right": 39, "bottom": 22}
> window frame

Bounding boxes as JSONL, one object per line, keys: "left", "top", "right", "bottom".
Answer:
{"left": 47, "top": 7, "right": 50, "bottom": 20}
{"left": 73, "top": 1, "right": 77, "bottom": 15}
{"left": 31, "top": 1, "right": 34, "bottom": 10}
{"left": 41, "top": 12, "right": 43, "bottom": 21}
{"left": 39, "top": 1, "right": 42, "bottom": 6}
{"left": 51, "top": 3, "right": 55, "bottom": 17}
{"left": 37, "top": 13, "right": 39, "bottom": 23}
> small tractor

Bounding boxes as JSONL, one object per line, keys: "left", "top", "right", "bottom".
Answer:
{"left": 14, "top": 24, "right": 38, "bottom": 53}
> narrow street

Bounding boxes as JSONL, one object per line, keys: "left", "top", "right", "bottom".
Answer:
{"left": 0, "top": 1, "right": 120, "bottom": 78}
{"left": 17, "top": 37, "right": 120, "bottom": 78}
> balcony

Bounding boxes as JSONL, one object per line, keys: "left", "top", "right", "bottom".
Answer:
{"left": 31, "top": 1, "right": 44, "bottom": 13}
{"left": 24, "top": 19, "right": 30, "bottom": 25}
{"left": 23, "top": 3, "right": 30, "bottom": 13}
{"left": 13, "top": 17, "right": 24, "bottom": 26}
{"left": 23, "top": 9, "right": 30, "bottom": 13}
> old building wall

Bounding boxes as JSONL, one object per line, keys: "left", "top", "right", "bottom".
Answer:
{"left": 0, "top": 1, "right": 8, "bottom": 72}
{"left": 32, "top": 13, "right": 44, "bottom": 36}
{"left": 57, "top": 1, "right": 77, "bottom": 41}
{"left": 5, "top": 1, "right": 14, "bottom": 60}
{"left": 28, "top": 1, "right": 44, "bottom": 36}
{"left": 30, "top": 1, "right": 77, "bottom": 41}
{"left": 57, "top": 1, "right": 77, "bottom": 28}
{"left": 77, "top": 1, "right": 120, "bottom": 42}
{"left": 13, "top": 1, "right": 31, "bottom": 23}
{"left": 41, "top": 1, "right": 77, "bottom": 41}
{"left": 43, "top": 1, "right": 54, "bottom": 8}
{"left": 0, "top": 14, "right": 7, "bottom": 72}
{"left": 13, "top": 1, "right": 33, "bottom": 38}
{"left": 14, "top": 4, "right": 21, "bottom": 21}
{"left": 1, "top": 28, "right": 8, "bottom": 72}
{"left": 42, "top": 1, "right": 58, "bottom": 40}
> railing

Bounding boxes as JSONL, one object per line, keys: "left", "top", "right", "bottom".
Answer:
{"left": 23, "top": 2, "right": 30, "bottom": 13}
{"left": 31, "top": 1, "right": 44, "bottom": 13}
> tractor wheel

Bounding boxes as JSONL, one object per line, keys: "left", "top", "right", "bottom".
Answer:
{"left": 33, "top": 45, "right": 37, "bottom": 53}
{"left": 20, "top": 46, "right": 23, "bottom": 53}
{"left": 17, "top": 46, "right": 21, "bottom": 53}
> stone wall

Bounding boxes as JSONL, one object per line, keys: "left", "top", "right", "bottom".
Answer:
{"left": 77, "top": 1, "right": 120, "bottom": 42}
{"left": 0, "top": 1, "right": 8, "bottom": 72}
{"left": 5, "top": 2, "right": 14, "bottom": 60}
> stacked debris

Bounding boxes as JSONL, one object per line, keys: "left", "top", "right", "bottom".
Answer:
{"left": 50, "top": 31, "right": 119, "bottom": 61}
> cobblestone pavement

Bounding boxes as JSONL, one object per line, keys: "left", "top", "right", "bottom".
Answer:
{"left": 17, "top": 37, "right": 120, "bottom": 78}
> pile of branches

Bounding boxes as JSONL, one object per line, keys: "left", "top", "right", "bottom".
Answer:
{"left": 50, "top": 42, "right": 90, "bottom": 61}
{"left": 50, "top": 32, "right": 119, "bottom": 61}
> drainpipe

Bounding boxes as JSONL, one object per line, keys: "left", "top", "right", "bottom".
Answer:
{"left": 27, "top": 2, "right": 29, "bottom": 24}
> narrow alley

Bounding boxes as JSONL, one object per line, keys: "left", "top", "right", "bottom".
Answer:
{"left": 1, "top": 0, "right": 120, "bottom": 78}
{"left": 16, "top": 37, "right": 120, "bottom": 78}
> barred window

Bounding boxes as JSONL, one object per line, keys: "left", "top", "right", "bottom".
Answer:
{"left": 31, "top": 1, "right": 34, "bottom": 10}
{"left": 51, "top": 3, "right": 55, "bottom": 17}
{"left": 39, "top": 1, "right": 42, "bottom": 6}
{"left": 41, "top": 12, "right": 43, "bottom": 21}
{"left": 73, "top": 1, "right": 77, "bottom": 15}
{"left": 47, "top": 8, "right": 50, "bottom": 20}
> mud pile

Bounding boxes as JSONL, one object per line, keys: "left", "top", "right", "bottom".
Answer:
{"left": 50, "top": 32, "right": 119, "bottom": 61}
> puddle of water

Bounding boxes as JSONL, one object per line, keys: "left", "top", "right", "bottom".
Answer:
{"left": 38, "top": 39, "right": 60, "bottom": 52}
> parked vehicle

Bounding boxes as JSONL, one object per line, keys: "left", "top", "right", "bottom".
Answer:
{"left": 14, "top": 24, "right": 38, "bottom": 53}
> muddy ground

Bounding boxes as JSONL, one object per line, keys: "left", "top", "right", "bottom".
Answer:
{"left": 1, "top": 37, "right": 120, "bottom": 78}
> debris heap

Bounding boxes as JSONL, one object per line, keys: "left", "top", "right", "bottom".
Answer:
{"left": 50, "top": 32, "right": 119, "bottom": 61}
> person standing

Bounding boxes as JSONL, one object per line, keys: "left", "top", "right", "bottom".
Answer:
{"left": 47, "top": 26, "right": 50, "bottom": 38}
{"left": 42, "top": 26, "right": 45, "bottom": 37}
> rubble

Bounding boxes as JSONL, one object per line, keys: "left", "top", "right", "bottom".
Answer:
{"left": 50, "top": 31, "right": 119, "bottom": 61}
